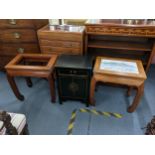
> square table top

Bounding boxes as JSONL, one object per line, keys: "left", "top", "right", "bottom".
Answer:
{"left": 5, "top": 53, "right": 58, "bottom": 71}
{"left": 93, "top": 57, "right": 147, "bottom": 80}
{"left": 55, "top": 54, "right": 92, "bottom": 70}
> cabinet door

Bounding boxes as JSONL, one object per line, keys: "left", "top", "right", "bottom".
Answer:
{"left": 58, "top": 74, "right": 88, "bottom": 99}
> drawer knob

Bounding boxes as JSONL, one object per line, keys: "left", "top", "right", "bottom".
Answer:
{"left": 13, "top": 32, "right": 21, "bottom": 39}
{"left": 9, "top": 19, "right": 16, "bottom": 25}
{"left": 17, "top": 48, "right": 24, "bottom": 53}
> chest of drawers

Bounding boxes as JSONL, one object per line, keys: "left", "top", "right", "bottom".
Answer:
{"left": 37, "top": 25, "right": 85, "bottom": 55}
{"left": 0, "top": 19, "right": 48, "bottom": 70}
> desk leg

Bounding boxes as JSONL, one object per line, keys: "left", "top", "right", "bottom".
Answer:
{"left": 89, "top": 76, "right": 97, "bottom": 106}
{"left": 48, "top": 74, "right": 56, "bottom": 103}
{"left": 6, "top": 74, "right": 24, "bottom": 101}
{"left": 25, "top": 77, "right": 33, "bottom": 87}
{"left": 127, "top": 84, "right": 144, "bottom": 113}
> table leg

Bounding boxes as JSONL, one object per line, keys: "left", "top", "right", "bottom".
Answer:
{"left": 6, "top": 74, "right": 24, "bottom": 101}
{"left": 127, "top": 83, "right": 144, "bottom": 113}
{"left": 48, "top": 73, "right": 56, "bottom": 103}
{"left": 25, "top": 77, "right": 33, "bottom": 87}
{"left": 89, "top": 76, "right": 97, "bottom": 106}
{"left": 127, "top": 86, "right": 132, "bottom": 96}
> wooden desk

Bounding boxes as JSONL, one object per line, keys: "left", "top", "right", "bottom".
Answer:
{"left": 5, "top": 54, "right": 57, "bottom": 102}
{"left": 85, "top": 19, "right": 155, "bottom": 72}
{"left": 90, "top": 57, "right": 147, "bottom": 113}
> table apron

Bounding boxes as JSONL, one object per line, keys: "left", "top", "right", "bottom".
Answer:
{"left": 6, "top": 70, "right": 52, "bottom": 78}
{"left": 94, "top": 74, "right": 144, "bottom": 87}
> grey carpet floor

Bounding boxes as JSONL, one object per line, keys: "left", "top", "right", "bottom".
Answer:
{"left": 0, "top": 65, "right": 155, "bottom": 135}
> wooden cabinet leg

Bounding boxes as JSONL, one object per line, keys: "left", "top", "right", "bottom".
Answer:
{"left": 48, "top": 74, "right": 56, "bottom": 103}
{"left": 127, "top": 83, "right": 144, "bottom": 113}
{"left": 6, "top": 74, "right": 24, "bottom": 101}
{"left": 25, "top": 77, "right": 33, "bottom": 87}
{"left": 89, "top": 76, "right": 97, "bottom": 106}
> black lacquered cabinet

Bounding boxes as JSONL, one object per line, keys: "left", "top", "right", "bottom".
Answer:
{"left": 55, "top": 55, "right": 92, "bottom": 106}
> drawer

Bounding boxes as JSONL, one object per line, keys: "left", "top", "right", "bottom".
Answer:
{"left": 1, "top": 29, "right": 37, "bottom": 42}
{"left": 39, "top": 40, "right": 81, "bottom": 49}
{"left": 0, "top": 43, "right": 40, "bottom": 56}
{"left": 0, "top": 19, "right": 34, "bottom": 28}
{"left": 41, "top": 46, "right": 82, "bottom": 55}
{"left": 38, "top": 31, "right": 83, "bottom": 42}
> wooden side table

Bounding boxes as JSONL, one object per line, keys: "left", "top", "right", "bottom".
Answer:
{"left": 90, "top": 57, "right": 147, "bottom": 113}
{"left": 5, "top": 54, "right": 57, "bottom": 102}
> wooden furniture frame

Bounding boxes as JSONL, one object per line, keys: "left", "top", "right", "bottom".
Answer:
{"left": 5, "top": 53, "right": 57, "bottom": 102}
{"left": 90, "top": 57, "right": 147, "bottom": 113}
{"left": 85, "top": 19, "right": 155, "bottom": 73}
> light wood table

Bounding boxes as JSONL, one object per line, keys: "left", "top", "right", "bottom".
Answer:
{"left": 5, "top": 54, "right": 57, "bottom": 102}
{"left": 89, "top": 57, "right": 147, "bottom": 113}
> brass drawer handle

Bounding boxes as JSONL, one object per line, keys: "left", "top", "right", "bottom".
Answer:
{"left": 17, "top": 48, "right": 24, "bottom": 53}
{"left": 13, "top": 32, "right": 21, "bottom": 39}
{"left": 9, "top": 19, "right": 16, "bottom": 25}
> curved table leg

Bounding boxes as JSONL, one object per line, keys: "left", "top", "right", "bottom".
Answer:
{"left": 127, "top": 83, "right": 144, "bottom": 113}
{"left": 25, "top": 77, "right": 33, "bottom": 87}
{"left": 6, "top": 74, "right": 24, "bottom": 101}
{"left": 48, "top": 73, "right": 56, "bottom": 103}
{"left": 127, "top": 86, "right": 132, "bottom": 96}
{"left": 89, "top": 76, "right": 97, "bottom": 106}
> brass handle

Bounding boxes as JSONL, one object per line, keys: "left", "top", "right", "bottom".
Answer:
{"left": 13, "top": 32, "right": 21, "bottom": 39}
{"left": 9, "top": 19, "right": 16, "bottom": 25}
{"left": 17, "top": 48, "right": 24, "bottom": 53}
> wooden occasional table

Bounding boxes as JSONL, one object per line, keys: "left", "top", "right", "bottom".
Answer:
{"left": 5, "top": 54, "right": 57, "bottom": 102}
{"left": 90, "top": 57, "right": 147, "bottom": 113}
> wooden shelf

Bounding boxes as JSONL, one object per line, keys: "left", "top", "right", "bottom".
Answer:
{"left": 88, "top": 40, "right": 152, "bottom": 51}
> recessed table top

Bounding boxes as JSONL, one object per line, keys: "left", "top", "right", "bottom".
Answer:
{"left": 38, "top": 25, "right": 85, "bottom": 33}
{"left": 5, "top": 53, "right": 58, "bottom": 71}
{"left": 94, "top": 57, "right": 147, "bottom": 80}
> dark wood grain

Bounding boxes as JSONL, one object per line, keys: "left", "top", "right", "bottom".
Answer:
{"left": 0, "top": 19, "right": 48, "bottom": 70}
